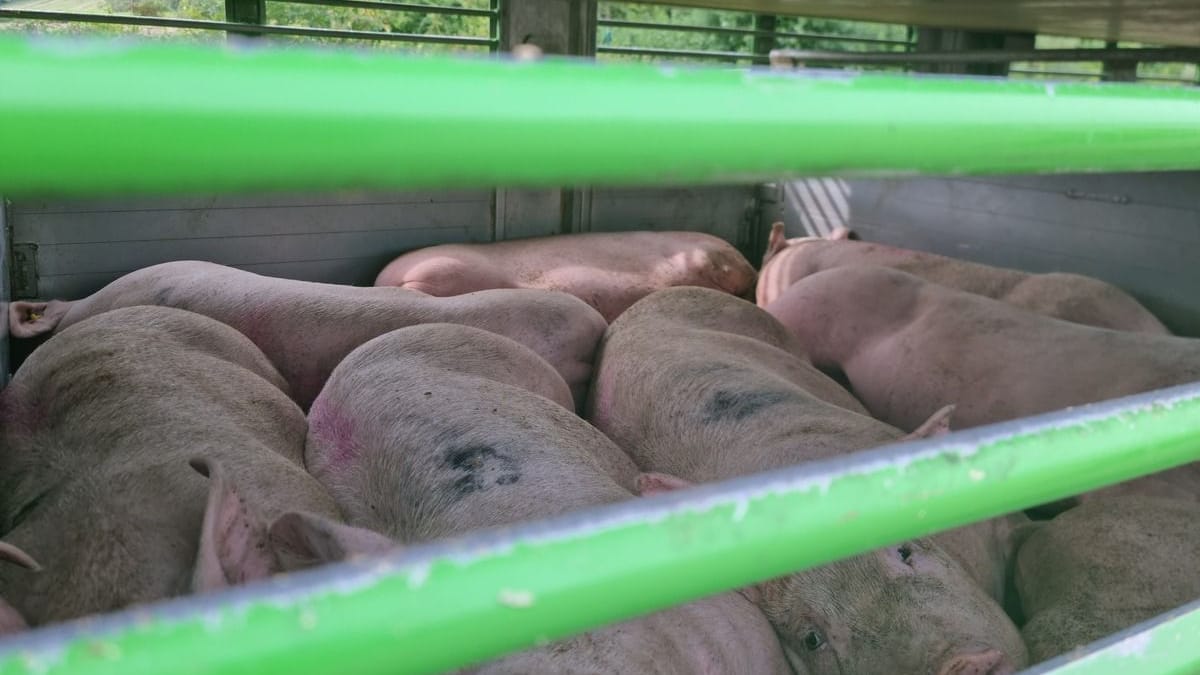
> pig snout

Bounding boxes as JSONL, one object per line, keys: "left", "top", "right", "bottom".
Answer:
{"left": 937, "top": 648, "right": 1014, "bottom": 675}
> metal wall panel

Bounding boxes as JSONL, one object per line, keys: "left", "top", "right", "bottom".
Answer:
{"left": 782, "top": 172, "right": 1200, "bottom": 336}
{"left": 8, "top": 184, "right": 763, "bottom": 303}
{"left": 9, "top": 190, "right": 494, "bottom": 301}
{"left": 589, "top": 185, "right": 759, "bottom": 257}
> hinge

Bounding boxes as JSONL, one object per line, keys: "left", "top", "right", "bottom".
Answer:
{"left": 11, "top": 243, "right": 38, "bottom": 299}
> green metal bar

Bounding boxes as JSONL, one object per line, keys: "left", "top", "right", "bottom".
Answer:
{"left": 1, "top": 34, "right": 1199, "bottom": 197}
{"left": 2, "top": 383, "right": 1200, "bottom": 675}
{"left": 1027, "top": 599, "right": 1200, "bottom": 675}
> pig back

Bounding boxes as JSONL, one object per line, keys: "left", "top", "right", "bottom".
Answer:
{"left": 1016, "top": 495, "right": 1200, "bottom": 662}
{"left": 50, "top": 261, "right": 606, "bottom": 410}
{"left": 465, "top": 592, "right": 794, "bottom": 675}
{"left": 306, "top": 323, "right": 639, "bottom": 542}
{"left": 0, "top": 306, "right": 337, "bottom": 625}
{"left": 305, "top": 323, "right": 793, "bottom": 675}
{"left": 589, "top": 289, "right": 890, "bottom": 482}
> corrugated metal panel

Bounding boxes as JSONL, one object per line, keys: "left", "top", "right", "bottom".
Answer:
{"left": 589, "top": 185, "right": 758, "bottom": 256}
{"left": 782, "top": 172, "right": 1200, "bottom": 336}
{"left": 9, "top": 191, "right": 494, "bottom": 300}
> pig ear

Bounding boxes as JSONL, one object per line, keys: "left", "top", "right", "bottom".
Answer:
{"left": 737, "top": 585, "right": 763, "bottom": 605}
{"left": 8, "top": 301, "right": 67, "bottom": 339}
{"left": 0, "top": 542, "right": 37, "bottom": 636}
{"left": 0, "top": 596, "right": 27, "bottom": 635}
{"left": 635, "top": 472, "right": 694, "bottom": 496}
{"left": 190, "top": 457, "right": 277, "bottom": 592}
{"left": 827, "top": 226, "right": 858, "bottom": 241}
{"left": 268, "top": 512, "right": 395, "bottom": 572}
{"left": 763, "top": 222, "right": 788, "bottom": 266}
{"left": 903, "top": 404, "right": 956, "bottom": 441}
{"left": 0, "top": 542, "right": 41, "bottom": 572}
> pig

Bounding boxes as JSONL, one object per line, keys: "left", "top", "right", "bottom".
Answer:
{"left": 765, "top": 265, "right": 1200, "bottom": 433}
{"left": 1014, "top": 496, "right": 1200, "bottom": 662}
{"left": 757, "top": 223, "right": 1169, "bottom": 335}
{"left": 765, "top": 265, "right": 1200, "bottom": 506}
{"left": 587, "top": 287, "right": 1028, "bottom": 675}
{"left": 304, "top": 323, "right": 793, "bottom": 674}
{"left": 8, "top": 260, "right": 607, "bottom": 409}
{"left": 374, "top": 231, "right": 757, "bottom": 321}
{"left": 0, "top": 543, "right": 37, "bottom": 635}
{"left": 0, "top": 306, "right": 389, "bottom": 626}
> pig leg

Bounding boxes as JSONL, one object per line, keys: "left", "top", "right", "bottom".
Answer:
{"left": 7, "top": 300, "right": 72, "bottom": 339}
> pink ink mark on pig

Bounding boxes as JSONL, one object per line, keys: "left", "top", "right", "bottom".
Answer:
{"left": 308, "top": 398, "right": 359, "bottom": 473}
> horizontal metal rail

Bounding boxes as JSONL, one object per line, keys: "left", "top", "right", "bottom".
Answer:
{"left": 597, "top": 18, "right": 914, "bottom": 47}
{"left": 268, "top": 0, "right": 496, "bottom": 17}
{"left": 1, "top": 381, "right": 1199, "bottom": 675}
{"left": 1008, "top": 68, "right": 1102, "bottom": 80}
{"left": 0, "top": 9, "right": 496, "bottom": 45}
{"left": 1024, "top": 598, "right": 1200, "bottom": 674}
{"left": 2, "top": 34, "right": 1198, "bottom": 197}
{"left": 597, "top": 44, "right": 768, "bottom": 62}
{"left": 1138, "top": 75, "right": 1200, "bottom": 84}
{"left": 770, "top": 46, "right": 1200, "bottom": 64}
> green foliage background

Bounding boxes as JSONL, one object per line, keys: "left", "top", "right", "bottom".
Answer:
{"left": 0, "top": 0, "right": 1194, "bottom": 82}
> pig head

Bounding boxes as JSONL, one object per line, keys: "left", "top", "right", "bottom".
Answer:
{"left": 0, "top": 307, "right": 359, "bottom": 625}
{"left": 640, "top": 474, "right": 1027, "bottom": 675}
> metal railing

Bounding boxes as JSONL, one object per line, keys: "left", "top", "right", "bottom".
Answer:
{"left": 596, "top": 1, "right": 914, "bottom": 65}
{"left": 0, "top": 363, "right": 1198, "bottom": 674}
{"left": 768, "top": 46, "right": 1199, "bottom": 86}
{"left": 0, "top": 31, "right": 1199, "bottom": 675}
{"left": 0, "top": 0, "right": 497, "bottom": 48}
{"left": 2, "top": 34, "right": 1198, "bottom": 196}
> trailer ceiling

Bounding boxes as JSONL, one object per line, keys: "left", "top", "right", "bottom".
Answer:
{"left": 638, "top": 0, "right": 1200, "bottom": 47}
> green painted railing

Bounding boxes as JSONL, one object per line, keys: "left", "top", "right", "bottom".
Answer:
{"left": 1, "top": 32, "right": 1199, "bottom": 675}
{"left": 1, "top": 383, "right": 1199, "bottom": 675}
{"left": 0, "top": 34, "right": 1198, "bottom": 197}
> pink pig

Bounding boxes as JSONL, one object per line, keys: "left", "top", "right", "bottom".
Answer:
{"left": 375, "top": 231, "right": 757, "bottom": 321}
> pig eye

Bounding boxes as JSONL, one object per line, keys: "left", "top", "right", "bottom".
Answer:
{"left": 898, "top": 543, "right": 914, "bottom": 565}
{"left": 802, "top": 630, "right": 825, "bottom": 651}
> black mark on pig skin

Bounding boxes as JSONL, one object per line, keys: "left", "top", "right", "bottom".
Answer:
{"left": 444, "top": 445, "right": 520, "bottom": 496}
{"left": 702, "top": 389, "right": 794, "bottom": 423}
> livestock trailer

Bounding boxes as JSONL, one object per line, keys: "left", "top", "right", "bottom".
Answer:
{"left": 0, "top": 0, "right": 1199, "bottom": 673}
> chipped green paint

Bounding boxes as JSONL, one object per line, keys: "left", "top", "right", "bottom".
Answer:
{"left": 1, "top": 34, "right": 1200, "bottom": 197}
{"left": 1025, "top": 599, "right": 1200, "bottom": 675}
{"left": 2, "top": 384, "right": 1200, "bottom": 675}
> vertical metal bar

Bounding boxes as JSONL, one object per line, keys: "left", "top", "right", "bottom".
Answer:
{"left": 0, "top": 198, "right": 9, "bottom": 384}
{"left": 751, "top": 13, "right": 776, "bottom": 61}
{"left": 224, "top": 0, "right": 265, "bottom": 38}
{"left": 1102, "top": 41, "right": 1138, "bottom": 82}
{"left": 489, "top": 0, "right": 500, "bottom": 53}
